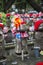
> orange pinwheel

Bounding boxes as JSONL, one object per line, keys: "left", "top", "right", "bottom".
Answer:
{"left": 14, "top": 18, "right": 21, "bottom": 28}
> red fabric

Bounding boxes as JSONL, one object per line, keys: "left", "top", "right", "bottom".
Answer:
{"left": 36, "top": 13, "right": 39, "bottom": 17}
{"left": 36, "top": 62, "right": 43, "bottom": 65}
{"left": 21, "top": 21, "right": 26, "bottom": 24}
{"left": 6, "top": 13, "right": 11, "bottom": 17}
{"left": 0, "top": 23, "right": 4, "bottom": 29}
{"left": 34, "top": 20, "right": 43, "bottom": 30}
{"left": 29, "top": 13, "right": 33, "bottom": 17}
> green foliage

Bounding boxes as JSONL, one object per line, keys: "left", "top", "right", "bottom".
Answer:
{"left": 0, "top": 12, "right": 6, "bottom": 25}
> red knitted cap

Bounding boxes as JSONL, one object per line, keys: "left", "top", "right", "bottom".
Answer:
{"left": 34, "top": 20, "right": 43, "bottom": 30}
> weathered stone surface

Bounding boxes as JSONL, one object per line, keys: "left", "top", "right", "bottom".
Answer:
{"left": 35, "top": 24, "right": 43, "bottom": 49}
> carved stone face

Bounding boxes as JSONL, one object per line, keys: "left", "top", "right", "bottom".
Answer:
{"left": 35, "top": 23, "right": 43, "bottom": 40}
{"left": 39, "top": 23, "right": 43, "bottom": 29}
{"left": 35, "top": 23, "right": 43, "bottom": 49}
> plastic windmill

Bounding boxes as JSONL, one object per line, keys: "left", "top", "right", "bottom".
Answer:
{"left": 13, "top": 17, "right": 26, "bottom": 29}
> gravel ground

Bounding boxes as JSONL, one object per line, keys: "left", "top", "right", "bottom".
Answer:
{"left": 6, "top": 54, "right": 43, "bottom": 65}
